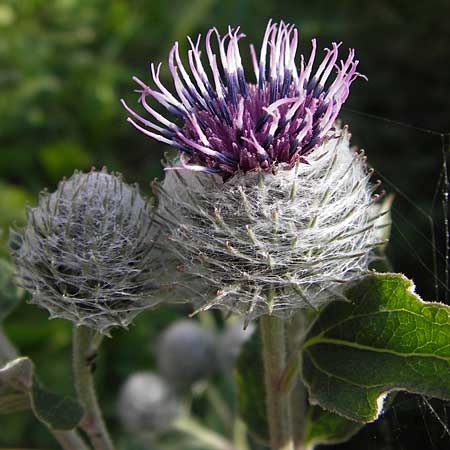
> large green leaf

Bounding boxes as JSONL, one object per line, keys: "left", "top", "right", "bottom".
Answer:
{"left": 0, "top": 357, "right": 83, "bottom": 429}
{"left": 301, "top": 273, "right": 450, "bottom": 422}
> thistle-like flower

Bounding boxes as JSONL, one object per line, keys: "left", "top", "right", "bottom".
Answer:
{"left": 123, "top": 21, "right": 382, "bottom": 320}
{"left": 122, "top": 20, "right": 363, "bottom": 180}
{"left": 10, "top": 169, "right": 158, "bottom": 332}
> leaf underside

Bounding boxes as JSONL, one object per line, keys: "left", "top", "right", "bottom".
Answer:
{"left": 0, "top": 357, "right": 83, "bottom": 430}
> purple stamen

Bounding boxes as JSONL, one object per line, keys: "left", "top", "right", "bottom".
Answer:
{"left": 123, "top": 20, "right": 365, "bottom": 180}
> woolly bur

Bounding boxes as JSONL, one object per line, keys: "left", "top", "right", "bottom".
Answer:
{"left": 10, "top": 168, "right": 159, "bottom": 332}
{"left": 155, "top": 128, "right": 380, "bottom": 321}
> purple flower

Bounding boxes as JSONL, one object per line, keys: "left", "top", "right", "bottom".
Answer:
{"left": 122, "top": 20, "right": 365, "bottom": 180}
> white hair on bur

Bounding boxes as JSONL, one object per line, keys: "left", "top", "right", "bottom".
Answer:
{"left": 155, "top": 127, "right": 382, "bottom": 322}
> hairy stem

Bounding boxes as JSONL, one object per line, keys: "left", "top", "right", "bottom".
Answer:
{"left": 73, "top": 326, "right": 114, "bottom": 450}
{"left": 260, "top": 315, "right": 294, "bottom": 450}
{"left": 53, "top": 430, "right": 91, "bottom": 450}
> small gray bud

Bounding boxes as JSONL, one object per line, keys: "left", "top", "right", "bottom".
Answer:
{"left": 117, "top": 371, "right": 180, "bottom": 433}
{"left": 156, "top": 319, "right": 217, "bottom": 391}
{"left": 10, "top": 169, "right": 159, "bottom": 332}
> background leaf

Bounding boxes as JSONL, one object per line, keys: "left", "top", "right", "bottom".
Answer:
{"left": 301, "top": 273, "right": 450, "bottom": 422}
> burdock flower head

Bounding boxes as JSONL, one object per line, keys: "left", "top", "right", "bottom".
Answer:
{"left": 10, "top": 169, "right": 159, "bottom": 332}
{"left": 123, "top": 20, "right": 382, "bottom": 321}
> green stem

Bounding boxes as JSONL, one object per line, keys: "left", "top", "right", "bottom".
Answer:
{"left": 260, "top": 315, "right": 294, "bottom": 450}
{"left": 73, "top": 326, "right": 114, "bottom": 450}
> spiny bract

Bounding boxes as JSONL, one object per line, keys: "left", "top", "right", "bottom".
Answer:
{"left": 10, "top": 169, "right": 159, "bottom": 332}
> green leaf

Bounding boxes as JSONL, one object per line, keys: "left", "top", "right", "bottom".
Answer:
{"left": 0, "top": 258, "right": 23, "bottom": 322}
{"left": 0, "top": 357, "right": 83, "bottom": 429}
{"left": 304, "top": 406, "right": 363, "bottom": 448}
{"left": 30, "top": 380, "right": 84, "bottom": 430}
{"left": 235, "top": 329, "right": 269, "bottom": 444}
{"left": 301, "top": 273, "right": 450, "bottom": 423}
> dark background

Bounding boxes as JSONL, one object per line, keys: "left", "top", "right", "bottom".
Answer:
{"left": 0, "top": 0, "right": 449, "bottom": 448}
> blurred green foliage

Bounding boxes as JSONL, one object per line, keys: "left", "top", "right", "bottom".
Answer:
{"left": 0, "top": 0, "right": 449, "bottom": 448}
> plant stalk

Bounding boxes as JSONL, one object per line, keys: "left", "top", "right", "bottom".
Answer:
{"left": 73, "top": 325, "right": 114, "bottom": 450}
{"left": 260, "top": 315, "right": 294, "bottom": 450}
{"left": 53, "top": 430, "right": 91, "bottom": 450}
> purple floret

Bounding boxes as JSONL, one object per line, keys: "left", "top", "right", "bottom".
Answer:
{"left": 122, "top": 20, "right": 365, "bottom": 180}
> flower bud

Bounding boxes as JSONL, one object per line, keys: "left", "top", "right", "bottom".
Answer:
{"left": 117, "top": 371, "right": 180, "bottom": 433}
{"left": 156, "top": 319, "right": 217, "bottom": 391}
{"left": 10, "top": 169, "right": 158, "bottom": 332}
